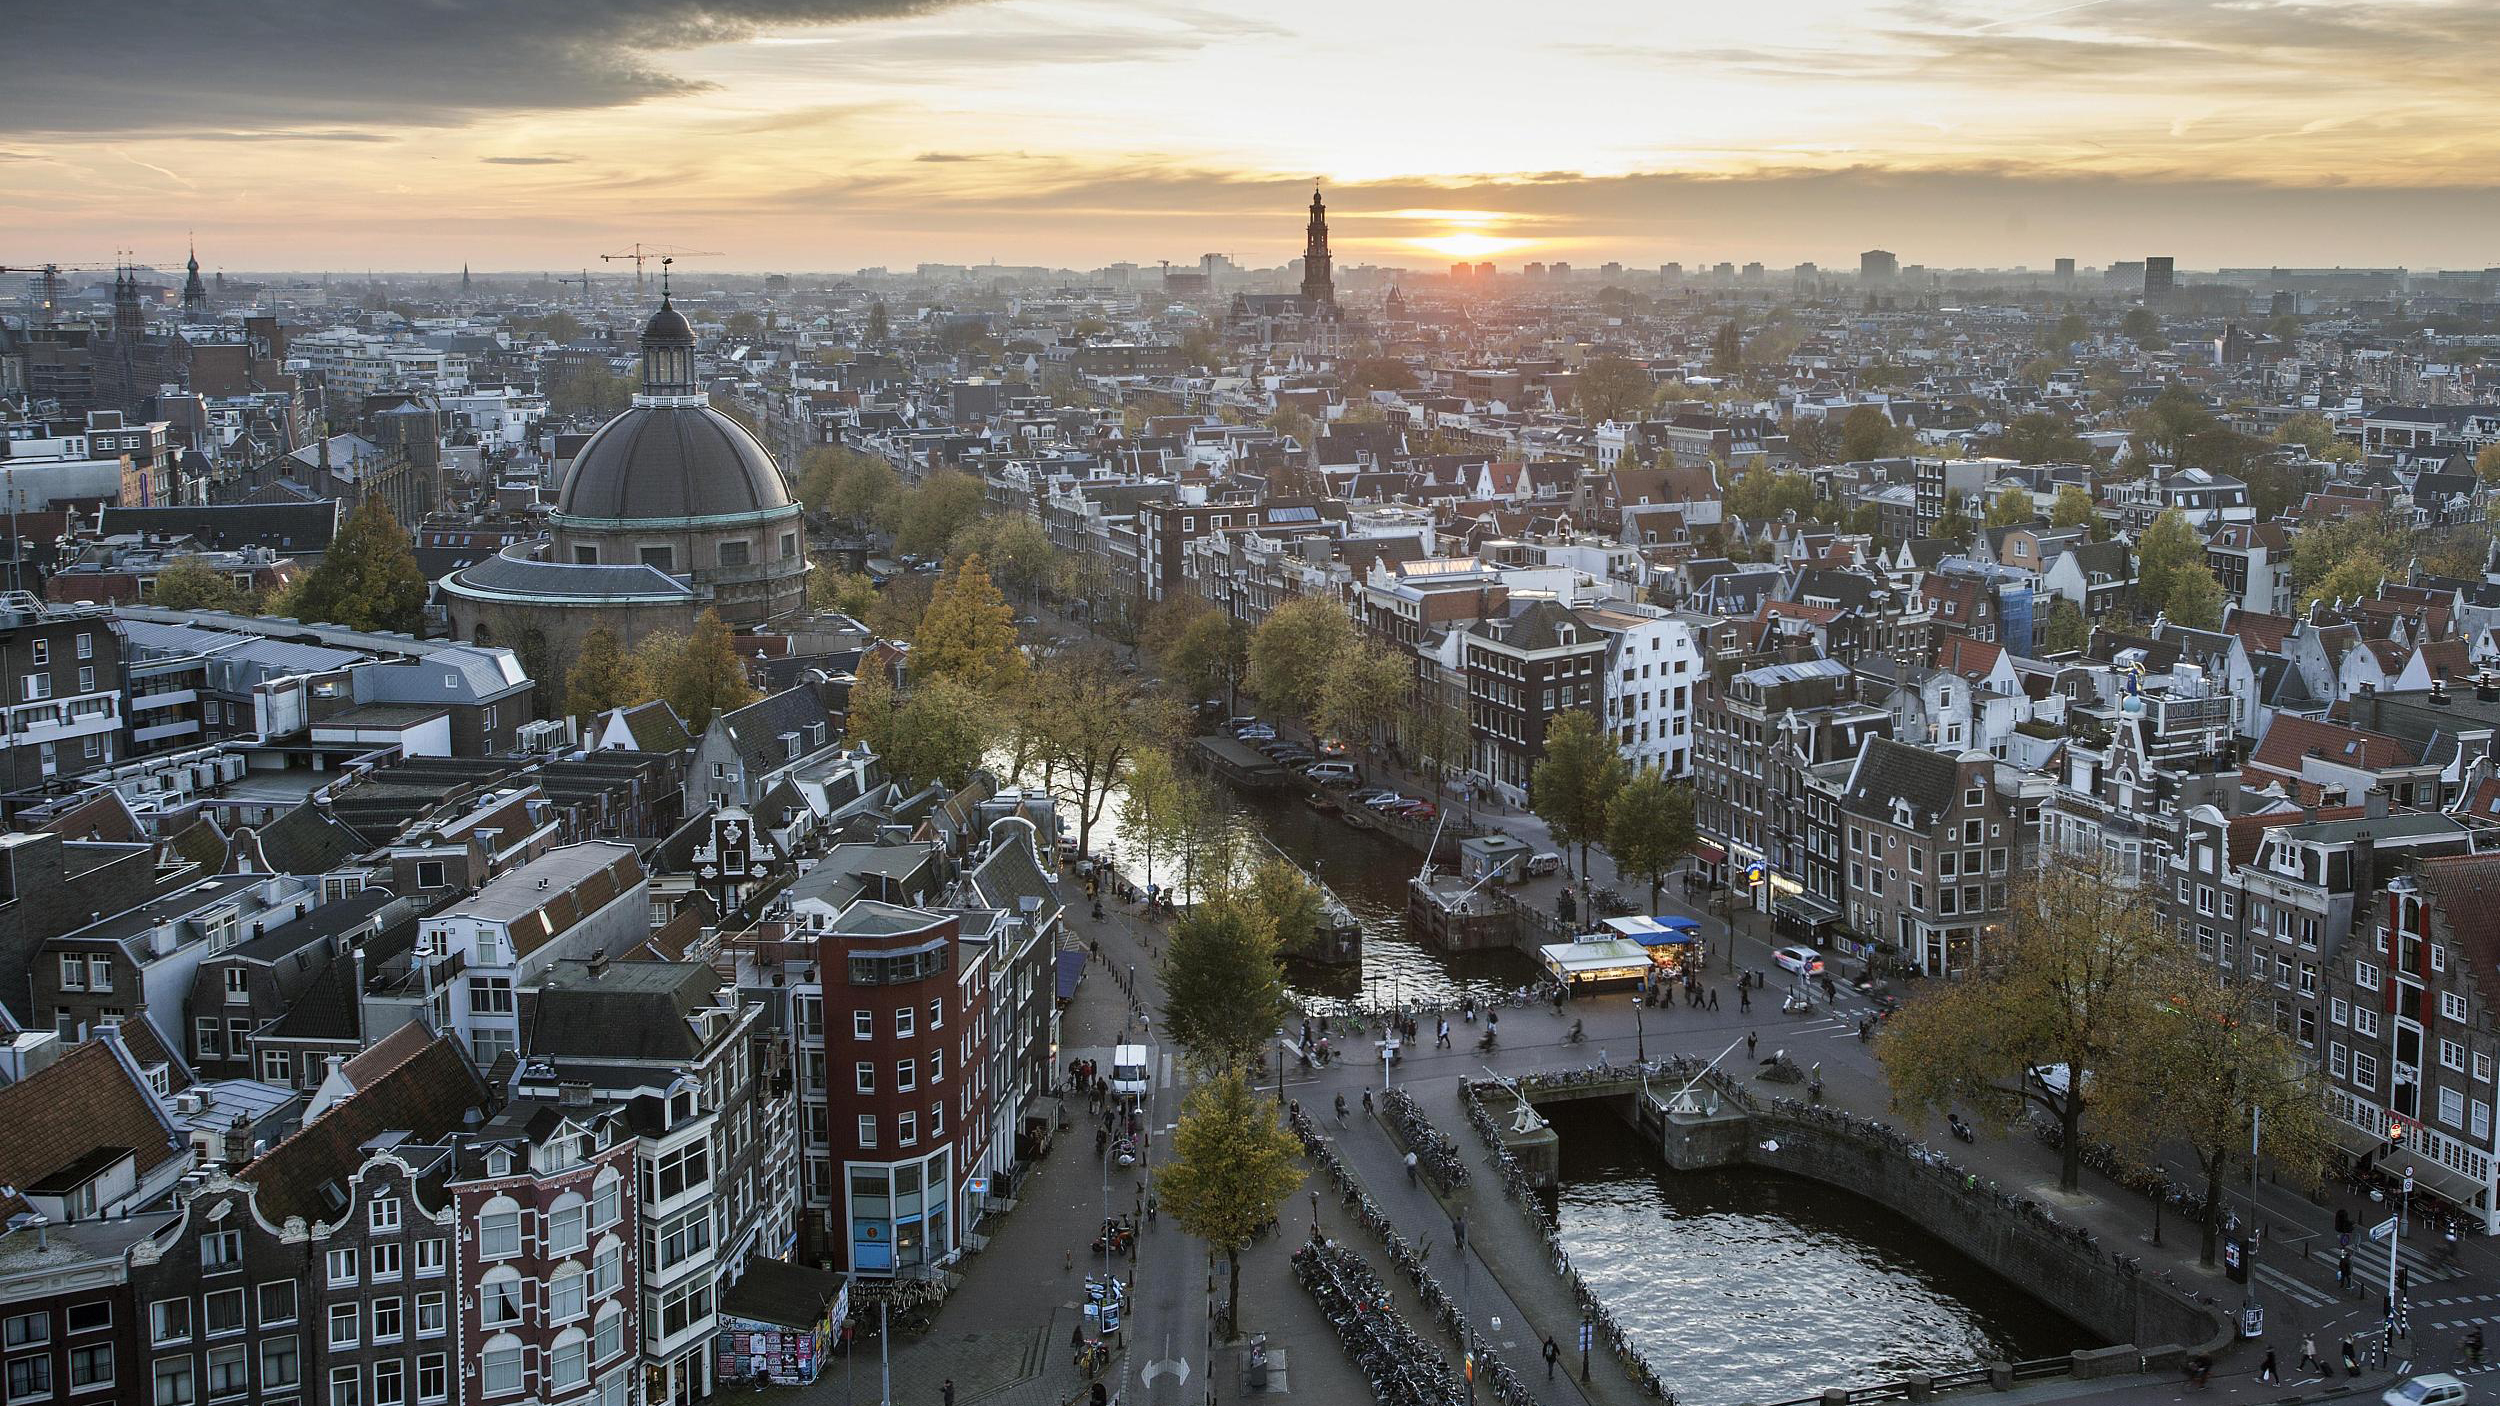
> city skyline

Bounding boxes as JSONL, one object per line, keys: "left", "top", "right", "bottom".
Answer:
{"left": 7, "top": 0, "right": 2500, "bottom": 273}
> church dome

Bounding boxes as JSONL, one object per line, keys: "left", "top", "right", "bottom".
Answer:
{"left": 555, "top": 405, "right": 793, "bottom": 520}
{"left": 642, "top": 300, "right": 695, "bottom": 345}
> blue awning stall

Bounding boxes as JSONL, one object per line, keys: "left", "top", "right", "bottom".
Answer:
{"left": 1055, "top": 949, "right": 1087, "bottom": 1001}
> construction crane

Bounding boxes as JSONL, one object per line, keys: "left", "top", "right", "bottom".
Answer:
{"left": 600, "top": 244, "right": 718, "bottom": 301}
{"left": 0, "top": 262, "right": 123, "bottom": 329}
{"left": 553, "top": 269, "right": 596, "bottom": 305}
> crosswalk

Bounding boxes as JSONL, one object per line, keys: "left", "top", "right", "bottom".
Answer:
{"left": 2239, "top": 1232, "right": 2464, "bottom": 1311}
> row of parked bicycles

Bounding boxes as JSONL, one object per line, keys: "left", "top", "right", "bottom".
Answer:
{"left": 1290, "top": 1239, "right": 1468, "bottom": 1406}
{"left": 1457, "top": 1075, "right": 1674, "bottom": 1401}
{"left": 1287, "top": 1105, "right": 1540, "bottom": 1406}
{"left": 1380, "top": 1088, "right": 1470, "bottom": 1194}
{"left": 2028, "top": 1120, "right": 2235, "bottom": 1229}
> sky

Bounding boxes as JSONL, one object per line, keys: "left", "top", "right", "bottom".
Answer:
{"left": 6, "top": 0, "right": 2499, "bottom": 277}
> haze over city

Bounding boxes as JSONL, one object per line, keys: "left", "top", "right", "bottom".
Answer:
{"left": 9, "top": 0, "right": 2500, "bottom": 270}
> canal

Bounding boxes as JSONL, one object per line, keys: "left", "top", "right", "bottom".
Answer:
{"left": 1082, "top": 777, "right": 1547, "bottom": 1009}
{"left": 1544, "top": 1102, "right": 2098, "bottom": 1405}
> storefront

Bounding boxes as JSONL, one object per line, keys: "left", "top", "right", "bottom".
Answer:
{"left": 846, "top": 1148, "right": 955, "bottom": 1274}
{"left": 714, "top": 1258, "right": 847, "bottom": 1386}
{"left": 1541, "top": 937, "right": 1656, "bottom": 989}
{"left": 1597, "top": 915, "right": 1705, "bottom": 976}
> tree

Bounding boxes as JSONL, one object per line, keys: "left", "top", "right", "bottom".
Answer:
{"left": 872, "top": 675, "right": 992, "bottom": 788}
{"left": 1708, "top": 321, "right": 1742, "bottom": 374}
{"left": 865, "top": 573, "right": 931, "bottom": 640}
{"left": 842, "top": 659, "right": 893, "bottom": 748}
{"left": 2130, "top": 509, "right": 2204, "bottom": 621}
{"left": 1119, "top": 748, "right": 1194, "bottom": 894}
{"left": 891, "top": 469, "right": 987, "bottom": 559}
{"left": 1934, "top": 500, "right": 1975, "bottom": 545}
{"left": 799, "top": 448, "right": 898, "bottom": 529}
{"left": 2275, "top": 411, "right": 2361, "bottom": 464}
{"left": 1341, "top": 356, "right": 1414, "bottom": 398}
{"left": 2038, "top": 599, "right": 2087, "bottom": 655}
{"left": 1143, "top": 597, "right": 1241, "bottom": 705}
{"left": 1574, "top": 355, "right": 1652, "bottom": 425}
{"left": 1244, "top": 596, "right": 1353, "bottom": 721}
{"left": 147, "top": 557, "right": 250, "bottom": 612}
{"left": 1984, "top": 485, "right": 2036, "bottom": 529}
{"left": 664, "top": 609, "right": 758, "bottom": 732}
{"left": 949, "top": 514, "right": 1053, "bottom": 603}
{"left": 1401, "top": 695, "right": 1472, "bottom": 805}
{"left": 1021, "top": 648, "right": 1171, "bottom": 857}
{"left": 2100, "top": 958, "right": 2330, "bottom": 1266}
{"left": 1786, "top": 416, "right": 1841, "bottom": 467}
{"left": 1529, "top": 710, "right": 1628, "bottom": 906}
{"left": 1178, "top": 326, "right": 1219, "bottom": 371}
{"left": 1723, "top": 464, "right": 1814, "bottom": 522}
{"left": 1315, "top": 639, "right": 1410, "bottom": 748}
{"left": 2477, "top": 443, "right": 2500, "bottom": 487}
{"left": 564, "top": 627, "right": 648, "bottom": 718}
{"left": 1158, "top": 901, "right": 1290, "bottom": 1072}
{"left": 2128, "top": 386, "right": 2213, "bottom": 468}
{"left": 1984, "top": 411, "right": 2096, "bottom": 466}
{"left": 1605, "top": 768, "right": 1695, "bottom": 911}
{"left": 2165, "top": 561, "right": 2226, "bottom": 629}
{"left": 723, "top": 311, "right": 762, "bottom": 339}
{"left": 864, "top": 301, "right": 889, "bottom": 348}
{"left": 547, "top": 365, "right": 632, "bottom": 418}
{"left": 1158, "top": 1070, "right": 1303, "bottom": 1334}
{"left": 1840, "top": 405, "right": 1908, "bottom": 462}
{"left": 2048, "top": 484, "right": 2099, "bottom": 535}
{"left": 913, "top": 555, "right": 1024, "bottom": 693}
{"left": 1880, "top": 859, "right": 2168, "bottom": 1192}
{"left": 2119, "top": 306, "right": 2162, "bottom": 348}
{"left": 810, "top": 566, "right": 878, "bottom": 619}
{"left": 1240, "top": 858, "right": 1328, "bottom": 961}
{"left": 293, "top": 497, "right": 427, "bottom": 633}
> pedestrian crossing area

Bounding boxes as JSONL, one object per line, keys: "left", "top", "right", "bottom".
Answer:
{"left": 2246, "top": 1233, "right": 2463, "bottom": 1310}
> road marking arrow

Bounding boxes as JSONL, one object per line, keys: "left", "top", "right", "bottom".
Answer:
{"left": 1141, "top": 1358, "right": 1191, "bottom": 1386}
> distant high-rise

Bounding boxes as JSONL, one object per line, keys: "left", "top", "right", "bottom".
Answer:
{"left": 1600, "top": 262, "right": 1622, "bottom": 279}
{"left": 1660, "top": 263, "right": 1683, "bottom": 282}
{"left": 1713, "top": 262, "right": 1734, "bottom": 281}
{"left": 1474, "top": 261, "right": 1494, "bottom": 279}
{"left": 1300, "top": 187, "right": 1335, "bottom": 311}
{"left": 1860, "top": 249, "right": 1898, "bottom": 282}
{"left": 1549, "top": 262, "right": 1571, "bottom": 279}
{"left": 1524, "top": 261, "right": 1547, "bottom": 278}
{"left": 2144, "top": 255, "right": 2175, "bottom": 303}
{"left": 1450, "top": 262, "right": 1470, "bottom": 279}
{"left": 2053, "top": 257, "right": 2075, "bottom": 281}
{"left": 1742, "top": 261, "right": 1764, "bottom": 282}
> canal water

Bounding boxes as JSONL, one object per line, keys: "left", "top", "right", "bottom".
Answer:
{"left": 1080, "top": 778, "right": 1546, "bottom": 1009}
{"left": 1545, "top": 1103, "right": 2097, "bottom": 1404}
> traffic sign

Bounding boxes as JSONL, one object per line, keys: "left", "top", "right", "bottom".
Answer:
{"left": 2368, "top": 1216, "right": 2399, "bottom": 1243}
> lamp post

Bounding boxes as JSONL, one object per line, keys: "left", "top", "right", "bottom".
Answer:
{"left": 1275, "top": 1026, "right": 1287, "bottom": 1108}
{"left": 1632, "top": 993, "right": 1646, "bottom": 1064}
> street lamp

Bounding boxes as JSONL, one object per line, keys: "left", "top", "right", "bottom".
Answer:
{"left": 1632, "top": 992, "right": 1646, "bottom": 1064}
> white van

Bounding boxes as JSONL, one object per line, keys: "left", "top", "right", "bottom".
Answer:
{"left": 1110, "top": 1044, "right": 1152, "bottom": 1100}
{"left": 1306, "top": 762, "right": 1357, "bottom": 785}
{"left": 1524, "top": 852, "right": 1564, "bottom": 879}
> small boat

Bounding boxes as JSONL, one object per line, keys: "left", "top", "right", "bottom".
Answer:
{"left": 1304, "top": 791, "right": 1341, "bottom": 817}
{"left": 1340, "top": 808, "right": 1375, "bottom": 831}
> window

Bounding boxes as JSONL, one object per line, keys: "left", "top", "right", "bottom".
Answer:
{"left": 2443, "top": 991, "right": 2469, "bottom": 1023}
{"left": 151, "top": 1301, "right": 191, "bottom": 1346}
{"left": 928, "top": 1048, "right": 942, "bottom": 1084}
{"left": 372, "top": 1361, "right": 403, "bottom": 1406}
{"left": 258, "top": 1049, "right": 291, "bottom": 1085}
{"left": 29, "top": 641, "right": 45, "bottom": 666}
{"left": 2331, "top": 1042, "right": 2349, "bottom": 1077}
{"left": 259, "top": 1338, "right": 298, "bottom": 1392}
{"left": 5, "top": 1316, "right": 47, "bottom": 1351}
{"left": 2357, "top": 960, "right": 2381, "bottom": 988}
{"left": 153, "top": 1357, "right": 194, "bottom": 1406}
{"left": 899, "top": 1110, "right": 918, "bottom": 1145}
{"left": 594, "top": 1311, "right": 623, "bottom": 1363}
{"left": 369, "top": 1197, "right": 401, "bottom": 1233}
{"left": 2443, "top": 1038, "right": 2467, "bottom": 1073}
{"left": 326, "top": 1304, "right": 357, "bottom": 1350}
{"left": 325, "top": 1248, "right": 357, "bottom": 1286}
{"left": 2477, "top": 1052, "right": 2494, "bottom": 1085}
{"left": 201, "top": 1231, "right": 240, "bottom": 1272}
{"left": 549, "top": 1203, "right": 586, "bottom": 1256}
{"left": 59, "top": 953, "right": 84, "bottom": 991}
{"left": 2331, "top": 997, "right": 2350, "bottom": 1027}
{"left": 415, "top": 1294, "right": 445, "bottom": 1339}
{"left": 644, "top": 1143, "right": 708, "bottom": 1201}
{"left": 478, "top": 1211, "right": 521, "bottom": 1259}
{"left": 74, "top": 634, "right": 90, "bottom": 661}
{"left": 204, "top": 1347, "right": 246, "bottom": 1401}
{"left": 931, "top": 1102, "right": 944, "bottom": 1138}
{"left": 857, "top": 1114, "right": 878, "bottom": 1148}
{"left": 592, "top": 1178, "right": 620, "bottom": 1229}
{"left": 413, "top": 1239, "right": 445, "bottom": 1278}
{"left": 370, "top": 1241, "right": 401, "bottom": 1281}
{"left": 930, "top": 999, "right": 945, "bottom": 1031}
{"left": 257, "top": 1282, "right": 296, "bottom": 1327}
{"left": 2353, "top": 1052, "right": 2379, "bottom": 1090}
{"left": 416, "top": 1356, "right": 445, "bottom": 1405}
{"left": 550, "top": 1268, "right": 586, "bottom": 1322}
{"left": 6, "top": 1356, "right": 48, "bottom": 1404}
{"left": 370, "top": 1298, "right": 401, "bottom": 1344}
{"left": 853, "top": 1010, "right": 874, "bottom": 1040}
{"left": 202, "top": 1289, "right": 243, "bottom": 1337}
{"left": 479, "top": 1277, "right": 522, "bottom": 1330}
{"left": 551, "top": 1339, "right": 587, "bottom": 1391}
{"left": 76, "top": 668, "right": 93, "bottom": 696}
{"left": 895, "top": 1006, "right": 916, "bottom": 1038}
{"left": 326, "top": 1366, "right": 359, "bottom": 1406}
{"left": 2355, "top": 1007, "right": 2381, "bottom": 1039}
{"left": 638, "top": 546, "right": 675, "bottom": 572}
{"left": 2441, "top": 1087, "right": 2467, "bottom": 1128}
{"left": 649, "top": 1207, "right": 711, "bottom": 1271}
{"left": 897, "top": 1058, "right": 917, "bottom": 1092}
{"left": 467, "top": 977, "right": 514, "bottom": 1015}
{"left": 591, "top": 1244, "right": 623, "bottom": 1298}
{"left": 481, "top": 1347, "right": 522, "bottom": 1397}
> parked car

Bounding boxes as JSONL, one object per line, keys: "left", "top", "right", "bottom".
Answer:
{"left": 1237, "top": 725, "right": 1276, "bottom": 742}
{"left": 1226, "top": 716, "right": 1261, "bottom": 733}
{"left": 2385, "top": 1376, "right": 2469, "bottom": 1406}
{"left": 1773, "top": 945, "right": 1824, "bottom": 976}
{"left": 1013, "top": 614, "right": 1039, "bottom": 627}
{"left": 1364, "top": 793, "right": 1412, "bottom": 811}
{"left": 1524, "top": 852, "right": 1564, "bottom": 878}
{"left": 1397, "top": 801, "right": 1438, "bottom": 820}
{"left": 1305, "top": 762, "right": 1357, "bottom": 784}
{"left": 1348, "top": 789, "right": 1395, "bottom": 806}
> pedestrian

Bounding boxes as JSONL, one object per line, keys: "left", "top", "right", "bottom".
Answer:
{"left": 1543, "top": 1336, "right": 1560, "bottom": 1381}
{"left": 2341, "top": 1338, "right": 2357, "bottom": 1377}
{"left": 943, "top": 1380, "right": 956, "bottom": 1406}
{"left": 1310, "top": 1189, "right": 1319, "bottom": 1223}
{"left": 1739, "top": 985, "right": 1751, "bottom": 1013}
{"left": 1747, "top": 1031, "right": 1758, "bottom": 1060}
{"left": 2299, "top": 1336, "right": 2318, "bottom": 1373}
{"left": 2258, "top": 1348, "right": 2276, "bottom": 1384}
{"left": 2337, "top": 1249, "right": 2351, "bottom": 1289}
{"left": 1707, "top": 988, "right": 1719, "bottom": 1011}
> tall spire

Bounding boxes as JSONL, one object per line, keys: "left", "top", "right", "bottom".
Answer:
{"left": 1300, "top": 184, "right": 1335, "bottom": 313}
{"left": 182, "top": 234, "right": 208, "bottom": 317}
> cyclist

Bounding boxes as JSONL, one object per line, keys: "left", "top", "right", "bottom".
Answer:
{"left": 1361, "top": 1089, "right": 1374, "bottom": 1116}
{"left": 2466, "top": 1327, "right": 2484, "bottom": 1367}
{"left": 1334, "top": 1092, "right": 1348, "bottom": 1124}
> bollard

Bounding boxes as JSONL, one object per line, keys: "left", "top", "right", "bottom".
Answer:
{"left": 1822, "top": 1390, "right": 1851, "bottom": 1406}
{"left": 1905, "top": 1372, "right": 1932, "bottom": 1402}
{"left": 1987, "top": 1360, "right": 2014, "bottom": 1391}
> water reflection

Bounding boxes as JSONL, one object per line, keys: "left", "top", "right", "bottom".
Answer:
{"left": 1079, "top": 779, "right": 1543, "bottom": 1009}
{"left": 1546, "top": 1104, "right": 2093, "bottom": 1405}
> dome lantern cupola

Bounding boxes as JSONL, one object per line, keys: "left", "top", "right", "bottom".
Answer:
{"left": 637, "top": 292, "right": 699, "bottom": 404}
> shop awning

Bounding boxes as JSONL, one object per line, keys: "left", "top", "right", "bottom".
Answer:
{"left": 1691, "top": 843, "right": 1726, "bottom": 865}
{"left": 2332, "top": 1119, "right": 2495, "bottom": 1213}
{"left": 1056, "top": 949, "right": 1087, "bottom": 1000}
{"left": 1776, "top": 891, "right": 1842, "bottom": 923}
{"left": 1601, "top": 915, "right": 1700, "bottom": 944}
{"left": 1540, "top": 938, "right": 1655, "bottom": 983}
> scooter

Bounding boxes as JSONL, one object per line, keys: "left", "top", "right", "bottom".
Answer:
{"left": 1781, "top": 993, "right": 1812, "bottom": 1015}
{"left": 1946, "top": 1113, "right": 1977, "bottom": 1144}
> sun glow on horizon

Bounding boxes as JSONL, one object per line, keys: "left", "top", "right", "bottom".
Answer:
{"left": 1411, "top": 231, "right": 1536, "bottom": 259}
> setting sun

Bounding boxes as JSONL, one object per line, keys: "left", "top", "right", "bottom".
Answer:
{"left": 1413, "top": 231, "right": 1536, "bottom": 259}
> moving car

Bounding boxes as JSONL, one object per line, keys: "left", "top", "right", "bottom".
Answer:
{"left": 1318, "top": 739, "right": 1350, "bottom": 758}
{"left": 1524, "top": 852, "right": 1563, "bottom": 878}
{"left": 1773, "top": 945, "right": 1824, "bottom": 976}
{"left": 2385, "top": 1376, "right": 2469, "bottom": 1406}
{"left": 1110, "top": 1044, "right": 1152, "bottom": 1101}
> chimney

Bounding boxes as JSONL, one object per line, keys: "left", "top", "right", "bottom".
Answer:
{"left": 2366, "top": 786, "right": 2389, "bottom": 820}
{"left": 222, "top": 1114, "right": 252, "bottom": 1167}
{"left": 2351, "top": 831, "right": 2378, "bottom": 903}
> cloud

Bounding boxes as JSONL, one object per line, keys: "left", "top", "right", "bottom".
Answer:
{"left": 914, "top": 152, "right": 984, "bottom": 163}
{"left": 182, "top": 130, "right": 399, "bottom": 143}
{"left": 0, "top": 0, "right": 978, "bottom": 136}
{"left": 481, "top": 156, "right": 578, "bottom": 166}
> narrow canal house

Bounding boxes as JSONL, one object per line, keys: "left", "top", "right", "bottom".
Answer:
{"left": 2321, "top": 850, "right": 2500, "bottom": 1234}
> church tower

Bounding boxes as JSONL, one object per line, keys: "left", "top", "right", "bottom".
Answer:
{"left": 182, "top": 238, "right": 209, "bottom": 319}
{"left": 112, "top": 263, "right": 145, "bottom": 341}
{"left": 1300, "top": 186, "right": 1335, "bottom": 314}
